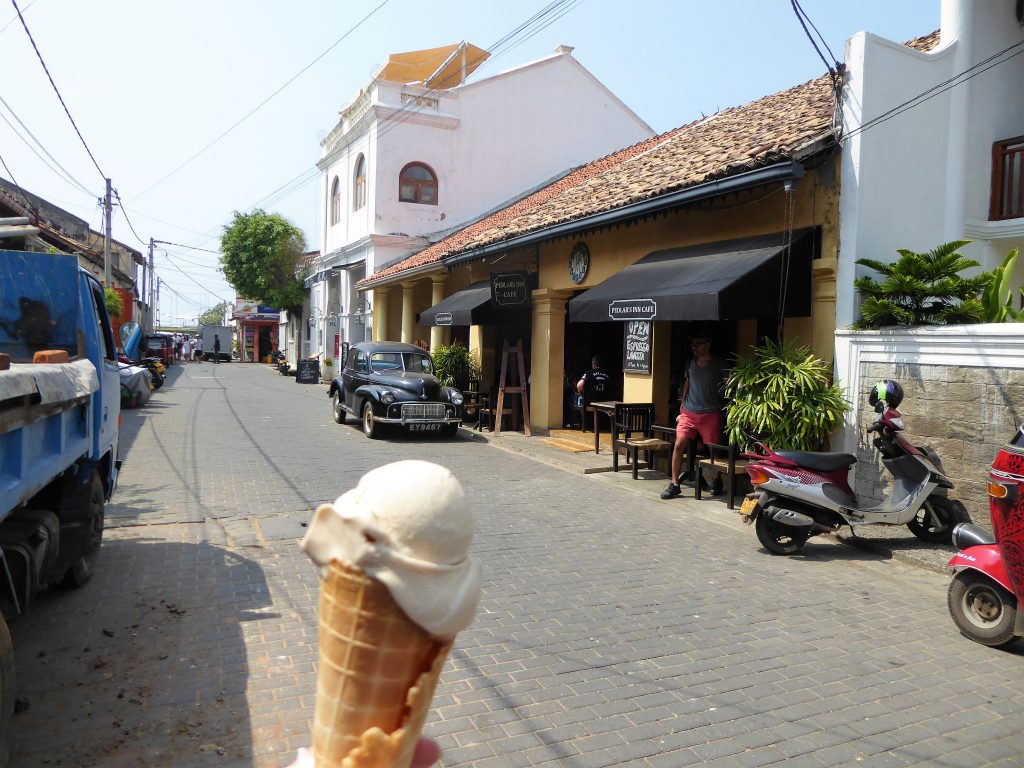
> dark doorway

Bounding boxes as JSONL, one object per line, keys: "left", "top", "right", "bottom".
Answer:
{"left": 667, "top": 320, "right": 736, "bottom": 417}
{"left": 564, "top": 301, "right": 625, "bottom": 427}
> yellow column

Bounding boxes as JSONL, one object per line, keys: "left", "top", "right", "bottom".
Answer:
{"left": 374, "top": 287, "right": 390, "bottom": 342}
{"left": 429, "top": 273, "right": 449, "bottom": 350}
{"left": 530, "top": 289, "right": 572, "bottom": 430}
{"left": 400, "top": 282, "right": 416, "bottom": 344}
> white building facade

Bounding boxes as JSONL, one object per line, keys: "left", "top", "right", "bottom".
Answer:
{"left": 837, "top": 0, "right": 1024, "bottom": 329}
{"left": 306, "top": 41, "right": 654, "bottom": 361}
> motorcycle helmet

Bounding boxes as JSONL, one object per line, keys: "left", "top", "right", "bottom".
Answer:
{"left": 868, "top": 379, "right": 904, "bottom": 411}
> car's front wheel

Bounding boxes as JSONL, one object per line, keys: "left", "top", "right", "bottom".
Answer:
{"left": 332, "top": 392, "right": 347, "bottom": 425}
{"left": 362, "top": 401, "right": 380, "bottom": 439}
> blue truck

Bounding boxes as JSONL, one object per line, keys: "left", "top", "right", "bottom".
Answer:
{"left": 0, "top": 249, "right": 121, "bottom": 761}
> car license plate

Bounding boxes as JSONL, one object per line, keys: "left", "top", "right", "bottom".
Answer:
{"left": 738, "top": 496, "right": 758, "bottom": 517}
{"left": 409, "top": 423, "right": 442, "bottom": 432}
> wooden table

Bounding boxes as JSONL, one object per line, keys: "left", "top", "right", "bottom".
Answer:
{"left": 589, "top": 400, "right": 622, "bottom": 454}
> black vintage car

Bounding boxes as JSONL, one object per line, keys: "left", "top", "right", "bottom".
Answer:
{"left": 328, "top": 341, "right": 464, "bottom": 438}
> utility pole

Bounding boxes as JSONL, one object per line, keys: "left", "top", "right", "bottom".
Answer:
{"left": 147, "top": 238, "right": 155, "bottom": 332}
{"left": 103, "top": 178, "right": 112, "bottom": 286}
{"left": 155, "top": 277, "right": 161, "bottom": 330}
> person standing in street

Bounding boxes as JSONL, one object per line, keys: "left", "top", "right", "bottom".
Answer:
{"left": 194, "top": 335, "right": 203, "bottom": 362}
{"left": 213, "top": 334, "right": 222, "bottom": 363}
{"left": 661, "top": 334, "right": 728, "bottom": 499}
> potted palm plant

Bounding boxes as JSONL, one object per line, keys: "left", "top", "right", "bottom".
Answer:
{"left": 724, "top": 338, "right": 849, "bottom": 452}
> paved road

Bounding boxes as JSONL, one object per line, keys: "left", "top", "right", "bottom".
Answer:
{"left": 9, "top": 362, "right": 1024, "bottom": 767}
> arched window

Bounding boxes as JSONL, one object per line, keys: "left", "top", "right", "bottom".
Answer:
{"left": 353, "top": 154, "right": 366, "bottom": 211}
{"left": 330, "top": 177, "right": 340, "bottom": 225}
{"left": 398, "top": 162, "right": 438, "bottom": 205}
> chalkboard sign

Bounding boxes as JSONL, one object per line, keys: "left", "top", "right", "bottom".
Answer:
{"left": 490, "top": 271, "right": 530, "bottom": 307}
{"left": 296, "top": 359, "right": 320, "bottom": 384}
{"left": 623, "top": 320, "right": 652, "bottom": 375}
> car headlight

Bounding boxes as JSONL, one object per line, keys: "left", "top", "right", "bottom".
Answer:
{"left": 381, "top": 390, "right": 396, "bottom": 405}
{"left": 450, "top": 392, "right": 464, "bottom": 406}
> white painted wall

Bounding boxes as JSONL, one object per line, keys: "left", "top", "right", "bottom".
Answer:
{"left": 838, "top": 0, "right": 1024, "bottom": 330}
{"left": 305, "top": 46, "right": 655, "bottom": 357}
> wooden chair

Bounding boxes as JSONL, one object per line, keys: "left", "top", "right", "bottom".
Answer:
{"left": 570, "top": 373, "right": 610, "bottom": 432}
{"left": 477, "top": 388, "right": 514, "bottom": 432}
{"left": 694, "top": 441, "right": 750, "bottom": 509}
{"left": 612, "top": 403, "right": 673, "bottom": 480}
{"left": 462, "top": 379, "right": 481, "bottom": 426}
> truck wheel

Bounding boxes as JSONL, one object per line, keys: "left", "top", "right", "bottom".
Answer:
{"left": 61, "top": 470, "right": 104, "bottom": 588}
{"left": 0, "top": 613, "right": 13, "bottom": 768}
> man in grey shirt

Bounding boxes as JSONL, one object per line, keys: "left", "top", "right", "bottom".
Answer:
{"left": 661, "top": 334, "right": 727, "bottom": 499}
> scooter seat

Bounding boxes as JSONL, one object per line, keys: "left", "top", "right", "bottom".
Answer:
{"left": 773, "top": 451, "right": 856, "bottom": 472}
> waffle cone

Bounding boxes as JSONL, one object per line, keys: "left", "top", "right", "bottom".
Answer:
{"left": 313, "top": 561, "right": 451, "bottom": 768}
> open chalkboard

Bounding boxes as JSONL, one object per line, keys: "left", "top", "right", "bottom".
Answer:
{"left": 296, "top": 359, "right": 320, "bottom": 384}
{"left": 623, "top": 320, "right": 652, "bottom": 374}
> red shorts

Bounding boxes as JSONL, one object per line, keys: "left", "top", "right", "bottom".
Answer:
{"left": 676, "top": 407, "right": 723, "bottom": 445}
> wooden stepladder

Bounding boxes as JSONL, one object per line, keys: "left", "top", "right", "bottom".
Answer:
{"left": 494, "top": 339, "right": 531, "bottom": 436}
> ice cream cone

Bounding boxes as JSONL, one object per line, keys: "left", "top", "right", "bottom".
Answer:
{"left": 313, "top": 561, "right": 452, "bottom": 768}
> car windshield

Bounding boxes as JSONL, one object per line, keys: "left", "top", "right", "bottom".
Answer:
{"left": 368, "top": 352, "right": 433, "bottom": 375}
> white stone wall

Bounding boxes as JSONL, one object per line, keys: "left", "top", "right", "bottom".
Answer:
{"left": 835, "top": 325, "right": 1024, "bottom": 530}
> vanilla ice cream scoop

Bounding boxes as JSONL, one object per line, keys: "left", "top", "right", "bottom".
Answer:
{"left": 301, "top": 460, "right": 480, "bottom": 640}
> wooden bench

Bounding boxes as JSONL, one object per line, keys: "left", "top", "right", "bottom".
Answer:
{"left": 693, "top": 441, "right": 749, "bottom": 509}
{"left": 612, "top": 403, "right": 673, "bottom": 480}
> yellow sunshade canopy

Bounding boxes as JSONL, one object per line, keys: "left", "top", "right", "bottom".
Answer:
{"left": 378, "top": 42, "right": 490, "bottom": 89}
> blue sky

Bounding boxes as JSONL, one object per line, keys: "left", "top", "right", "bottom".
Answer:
{"left": 0, "top": 0, "right": 937, "bottom": 325}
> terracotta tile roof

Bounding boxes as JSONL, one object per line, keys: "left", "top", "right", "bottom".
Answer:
{"left": 364, "top": 29, "right": 938, "bottom": 287}
{"left": 363, "top": 74, "right": 835, "bottom": 286}
{"left": 905, "top": 30, "right": 940, "bottom": 52}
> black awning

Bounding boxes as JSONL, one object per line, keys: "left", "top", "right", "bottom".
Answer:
{"left": 567, "top": 229, "right": 815, "bottom": 323}
{"left": 418, "top": 281, "right": 492, "bottom": 327}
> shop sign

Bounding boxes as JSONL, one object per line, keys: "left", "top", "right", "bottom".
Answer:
{"left": 296, "top": 359, "right": 320, "bottom": 384}
{"left": 435, "top": 312, "right": 453, "bottom": 326}
{"left": 303, "top": 270, "right": 332, "bottom": 289}
{"left": 608, "top": 298, "right": 657, "bottom": 321}
{"left": 490, "top": 271, "right": 530, "bottom": 307}
{"left": 623, "top": 320, "right": 652, "bottom": 374}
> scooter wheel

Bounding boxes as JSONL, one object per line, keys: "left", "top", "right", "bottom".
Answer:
{"left": 908, "top": 497, "right": 970, "bottom": 543}
{"left": 948, "top": 570, "right": 1018, "bottom": 647}
{"left": 755, "top": 510, "right": 809, "bottom": 555}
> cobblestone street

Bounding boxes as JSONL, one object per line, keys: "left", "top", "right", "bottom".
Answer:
{"left": 9, "top": 362, "right": 1024, "bottom": 767}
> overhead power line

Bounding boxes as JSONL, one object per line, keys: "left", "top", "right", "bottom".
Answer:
{"left": 180, "top": 0, "right": 588, "bottom": 251}
{"left": 11, "top": 0, "right": 106, "bottom": 181}
{"left": 0, "top": 94, "right": 96, "bottom": 195}
{"left": 132, "top": 0, "right": 391, "bottom": 201}
{"left": 843, "top": 38, "right": 1024, "bottom": 141}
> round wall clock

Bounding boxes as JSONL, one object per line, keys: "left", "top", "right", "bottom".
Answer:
{"left": 569, "top": 242, "right": 590, "bottom": 284}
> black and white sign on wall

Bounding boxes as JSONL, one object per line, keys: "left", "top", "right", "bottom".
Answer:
{"left": 608, "top": 298, "right": 657, "bottom": 321}
{"left": 434, "top": 312, "right": 453, "bottom": 326}
{"left": 490, "top": 271, "right": 530, "bottom": 307}
{"left": 623, "top": 319, "right": 652, "bottom": 374}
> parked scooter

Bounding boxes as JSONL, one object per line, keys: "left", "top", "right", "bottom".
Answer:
{"left": 947, "top": 428, "right": 1024, "bottom": 647}
{"left": 738, "top": 379, "right": 970, "bottom": 555}
{"left": 273, "top": 349, "right": 290, "bottom": 376}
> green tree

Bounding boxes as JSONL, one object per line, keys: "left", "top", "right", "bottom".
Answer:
{"left": 199, "top": 302, "right": 231, "bottom": 327}
{"left": 103, "top": 286, "right": 123, "bottom": 318}
{"left": 220, "top": 209, "right": 306, "bottom": 313}
{"left": 853, "top": 240, "right": 991, "bottom": 328}
{"left": 724, "top": 338, "right": 849, "bottom": 452}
